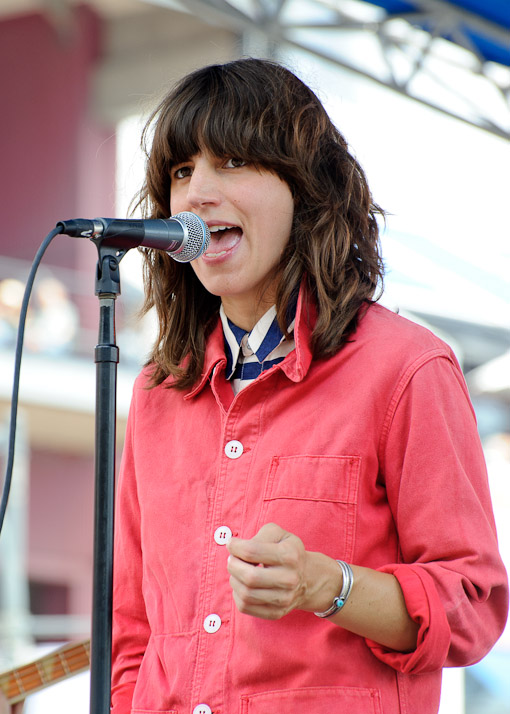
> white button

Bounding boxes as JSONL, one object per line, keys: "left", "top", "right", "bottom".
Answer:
{"left": 203, "top": 613, "right": 221, "bottom": 633}
{"left": 225, "top": 440, "right": 243, "bottom": 459}
{"left": 193, "top": 705, "right": 212, "bottom": 714}
{"left": 214, "top": 525, "right": 232, "bottom": 545}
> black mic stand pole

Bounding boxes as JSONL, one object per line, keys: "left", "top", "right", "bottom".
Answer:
{"left": 89, "top": 241, "right": 128, "bottom": 714}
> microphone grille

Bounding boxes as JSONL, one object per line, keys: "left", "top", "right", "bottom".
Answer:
{"left": 171, "top": 211, "right": 210, "bottom": 263}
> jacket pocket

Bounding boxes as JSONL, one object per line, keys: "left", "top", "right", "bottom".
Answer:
{"left": 257, "top": 455, "right": 360, "bottom": 562}
{"left": 240, "top": 686, "right": 382, "bottom": 713}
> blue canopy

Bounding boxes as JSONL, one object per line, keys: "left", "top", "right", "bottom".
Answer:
{"left": 369, "top": 0, "right": 510, "bottom": 66}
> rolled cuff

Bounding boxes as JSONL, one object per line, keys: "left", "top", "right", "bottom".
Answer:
{"left": 365, "top": 564, "right": 451, "bottom": 674}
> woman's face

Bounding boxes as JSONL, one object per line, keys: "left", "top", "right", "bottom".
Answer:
{"left": 169, "top": 150, "right": 294, "bottom": 330}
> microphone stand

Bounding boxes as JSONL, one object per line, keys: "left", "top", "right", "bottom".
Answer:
{"left": 89, "top": 240, "right": 128, "bottom": 714}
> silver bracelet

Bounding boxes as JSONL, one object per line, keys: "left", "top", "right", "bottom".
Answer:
{"left": 314, "top": 560, "right": 354, "bottom": 618}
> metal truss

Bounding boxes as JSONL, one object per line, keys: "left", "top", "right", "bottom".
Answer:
{"left": 156, "top": 0, "right": 510, "bottom": 139}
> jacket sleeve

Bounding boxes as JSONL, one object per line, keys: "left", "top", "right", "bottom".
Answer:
{"left": 366, "top": 352, "right": 509, "bottom": 674}
{"left": 111, "top": 383, "right": 150, "bottom": 712}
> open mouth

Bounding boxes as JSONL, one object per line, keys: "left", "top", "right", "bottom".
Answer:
{"left": 204, "top": 225, "right": 242, "bottom": 258}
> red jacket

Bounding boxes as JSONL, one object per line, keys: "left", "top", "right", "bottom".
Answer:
{"left": 111, "top": 292, "right": 508, "bottom": 714}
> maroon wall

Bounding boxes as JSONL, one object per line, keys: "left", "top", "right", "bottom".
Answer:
{"left": 0, "top": 5, "right": 116, "bottom": 270}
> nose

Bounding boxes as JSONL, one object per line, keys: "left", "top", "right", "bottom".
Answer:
{"left": 186, "top": 162, "right": 222, "bottom": 209}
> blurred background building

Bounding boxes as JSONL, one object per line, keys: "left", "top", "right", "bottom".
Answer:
{"left": 0, "top": 1, "right": 508, "bottom": 712}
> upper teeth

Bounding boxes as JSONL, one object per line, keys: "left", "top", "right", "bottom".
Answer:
{"left": 209, "top": 225, "right": 231, "bottom": 233}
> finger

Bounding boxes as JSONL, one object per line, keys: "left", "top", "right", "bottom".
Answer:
{"left": 228, "top": 554, "right": 300, "bottom": 591}
{"left": 227, "top": 538, "right": 284, "bottom": 566}
{"left": 230, "top": 580, "right": 295, "bottom": 619}
{"left": 232, "top": 592, "right": 280, "bottom": 620}
{"left": 251, "top": 522, "right": 287, "bottom": 542}
{"left": 226, "top": 523, "right": 286, "bottom": 557}
{"left": 227, "top": 524, "right": 295, "bottom": 566}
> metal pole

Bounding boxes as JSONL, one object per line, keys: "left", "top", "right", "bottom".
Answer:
{"left": 88, "top": 247, "right": 125, "bottom": 714}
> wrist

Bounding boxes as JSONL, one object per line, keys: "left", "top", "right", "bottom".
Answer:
{"left": 300, "top": 552, "right": 344, "bottom": 613}
{"left": 314, "top": 560, "right": 354, "bottom": 618}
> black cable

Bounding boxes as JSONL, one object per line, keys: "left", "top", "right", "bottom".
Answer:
{"left": 0, "top": 226, "right": 63, "bottom": 535}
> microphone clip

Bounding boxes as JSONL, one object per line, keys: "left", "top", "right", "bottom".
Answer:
{"left": 95, "top": 247, "right": 126, "bottom": 298}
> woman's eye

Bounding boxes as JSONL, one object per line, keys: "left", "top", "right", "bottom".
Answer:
{"left": 225, "top": 157, "right": 246, "bottom": 169}
{"left": 172, "top": 165, "right": 192, "bottom": 180}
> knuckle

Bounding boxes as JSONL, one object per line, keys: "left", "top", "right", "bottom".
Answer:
{"left": 280, "top": 545, "right": 300, "bottom": 569}
{"left": 243, "top": 567, "right": 260, "bottom": 588}
{"left": 243, "top": 542, "right": 261, "bottom": 562}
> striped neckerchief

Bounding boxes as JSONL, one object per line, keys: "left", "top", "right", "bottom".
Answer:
{"left": 219, "top": 304, "right": 296, "bottom": 395}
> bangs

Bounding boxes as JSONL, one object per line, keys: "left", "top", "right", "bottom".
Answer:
{"left": 167, "top": 100, "right": 255, "bottom": 165}
{"left": 156, "top": 62, "right": 288, "bottom": 169}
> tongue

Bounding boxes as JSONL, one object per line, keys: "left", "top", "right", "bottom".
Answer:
{"left": 208, "top": 227, "right": 242, "bottom": 251}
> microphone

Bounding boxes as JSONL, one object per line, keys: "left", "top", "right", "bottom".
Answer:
{"left": 57, "top": 211, "right": 210, "bottom": 263}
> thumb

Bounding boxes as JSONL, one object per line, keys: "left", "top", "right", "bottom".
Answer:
{"left": 251, "top": 522, "right": 288, "bottom": 544}
{"left": 226, "top": 523, "right": 289, "bottom": 563}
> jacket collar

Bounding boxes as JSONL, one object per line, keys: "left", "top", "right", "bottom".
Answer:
{"left": 184, "top": 280, "right": 316, "bottom": 400}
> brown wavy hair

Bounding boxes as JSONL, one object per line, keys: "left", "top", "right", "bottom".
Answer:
{"left": 137, "top": 57, "right": 384, "bottom": 389}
